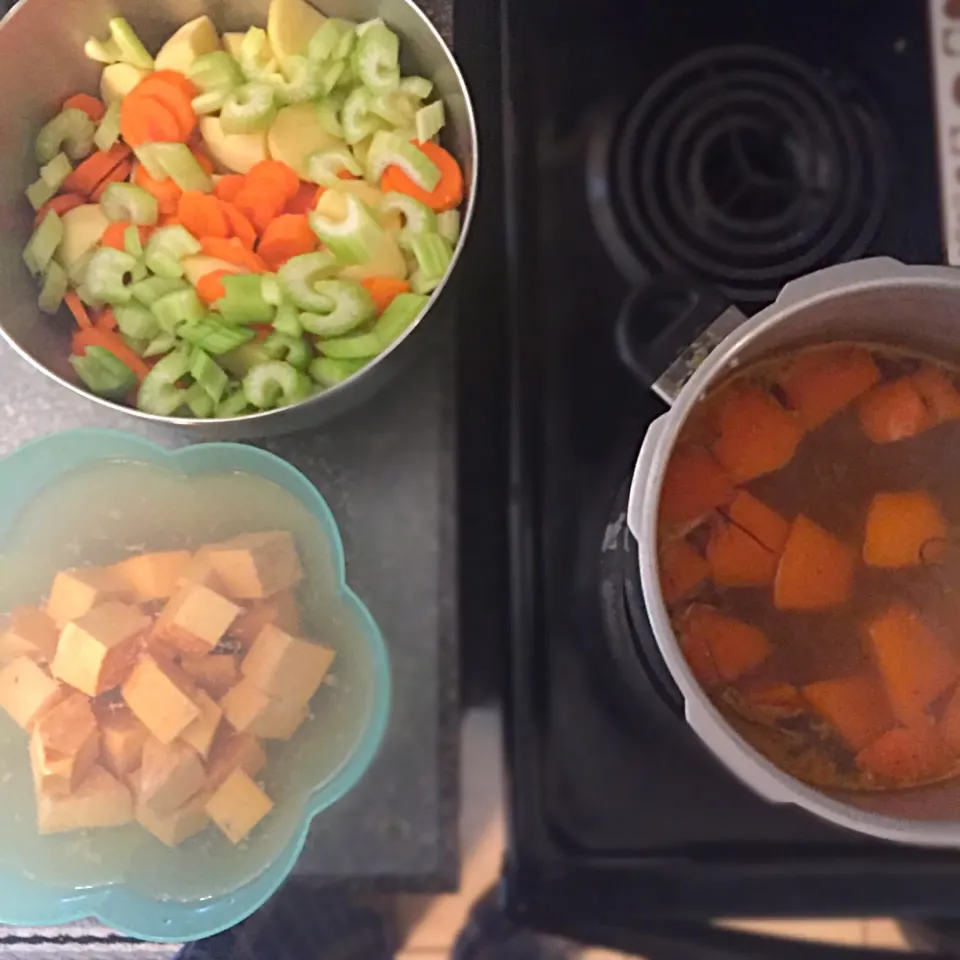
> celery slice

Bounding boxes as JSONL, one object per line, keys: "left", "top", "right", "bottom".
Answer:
{"left": 216, "top": 274, "right": 275, "bottom": 325}
{"left": 84, "top": 37, "right": 123, "bottom": 64}
{"left": 137, "top": 347, "right": 192, "bottom": 415}
{"left": 144, "top": 226, "right": 202, "bottom": 279}
{"left": 191, "top": 350, "right": 229, "bottom": 402}
{"left": 151, "top": 288, "right": 206, "bottom": 334}
{"left": 115, "top": 302, "right": 160, "bottom": 340}
{"left": 220, "top": 343, "right": 271, "bottom": 377}
{"left": 85, "top": 247, "right": 137, "bottom": 304}
{"left": 373, "top": 291, "right": 429, "bottom": 346}
{"left": 261, "top": 274, "right": 283, "bottom": 306}
{"left": 272, "top": 301, "right": 303, "bottom": 336}
{"left": 305, "top": 146, "right": 362, "bottom": 185}
{"left": 410, "top": 232, "right": 453, "bottom": 293}
{"left": 298, "top": 279, "right": 375, "bottom": 337}
{"left": 108, "top": 18, "right": 154, "bottom": 70}
{"left": 309, "top": 355, "right": 365, "bottom": 386}
{"left": 23, "top": 211, "right": 64, "bottom": 277}
{"left": 38, "top": 261, "right": 68, "bottom": 315}
{"left": 239, "top": 27, "right": 278, "bottom": 82}
{"left": 307, "top": 18, "right": 356, "bottom": 62}
{"left": 100, "top": 183, "right": 159, "bottom": 225}
{"left": 71, "top": 345, "right": 137, "bottom": 398}
{"left": 264, "top": 332, "right": 312, "bottom": 369}
{"left": 122, "top": 335, "right": 150, "bottom": 357}
{"left": 309, "top": 192, "right": 384, "bottom": 264}
{"left": 315, "top": 331, "right": 380, "bottom": 359}
{"left": 371, "top": 90, "right": 417, "bottom": 128}
{"left": 76, "top": 283, "right": 104, "bottom": 308}
{"left": 352, "top": 21, "right": 400, "bottom": 94}
{"left": 415, "top": 101, "right": 445, "bottom": 143}
{"left": 436, "top": 209, "right": 461, "bottom": 245}
{"left": 189, "top": 51, "right": 244, "bottom": 95}
{"left": 381, "top": 191, "right": 436, "bottom": 235}
{"left": 143, "top": 333, "right": 177, "bottom": 357}
{"left": 25, "top": 178, "right": 57, "bottom": 211}
{"left": 152, "top": 143, "right": 214, "bottom": 193}
{"left": 400, "top": 76, "right": 433, "bottom": 100}
{"left": 215, "top": 387, "right": 251, "bottom": 418}
{"left": 179, "top": 319, "right": 255, "bottom": 354}
{"left": 271, "top": 56, "right": 323, "bottom": 105}
{"left": 221, "top": 83, "right": 277, "bottom": 134}
{"left": 123, "top": 225, "right": 144, "bottom": 259}
{"left": 67, "top": 250, "right": 94, "bottom": 287}
{"left": 316, "top": 99, "right": 345, "bottom": 139}
{"left": 40, "top": 153, "right": 72, "bottom": 189}
{"left": 36, "top": 108, "right": 95, "bottom": 164}
{"left": 319, "top": 60, "right": 346, "bottom": 96}
{"left": 341, "top": 87, "right": 382, "bottom": 144}
{"left": 243, "top": 360, "right": 308, "bottom": 408}
{"left": 131, "top": 276, "right": 189, "bottom": 306}
{"left": 278, "top": 252, "right": 339, "bottom": 311}
{"left": 133, "top": 144, "right": 168, "bottom": 181}
{"left": 366, "top": 130, "right": 440, "bottom": 190}
{"left": 185, "top": 381, "right": 215, "bottom": 417}
{"left": 94, "top": 101, "right": 122, "bottom": 151}
{"left": 192, "top": 91, "right": 229, "bottom": 115}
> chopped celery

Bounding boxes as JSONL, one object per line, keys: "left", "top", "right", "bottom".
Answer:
{"left": 178, "top": 318, "right": 254, "bottom": 354}
{"left": 261, "top": 274, "right": 282, "bottom": 306}
{"left": 341, "top": 87, "right": 382, "bottom": 144}
{"left": 374, "top": 291, "right": 429, "bottom": 346}
{"left": 115, "top": 302, "right": 160, "bottom": 340}
{"left": 238, "top": 27, "right": 278, "bottom": 82}
{"left": 38, "top": 261, "right": 68, "bottom": 315}
{"left": 215, "top": 387, "right": 251, "bottom": 418}
{"left": 352, "top": 21, "right": 400, "bottom": 94}
{"left": 184, "top": 382, "right": 215, "bottom": 418}
{"left": 436, "top": 209, "right": 461, "bottom": 245}
{"left": 366, "top": 130, "right": 440, "bottom": 190}
{"left": 67, "top": 250, "right": 94, "bottom": 287}
{"left": 264, "top": 332, "right": 312, "bottom": 369}
{"left": 415, "top": 101, "right": 445, "bottom": 142}
{"left": 271, "top": 56, "right": 323, "bottom": 105}
{"left": 305, "top": 146, "right": 362, "bottom": 185}
{"left": 381, "top": 191, "right": 436, "bottom": 235}
{"left": 272, "top": 301, "right": 303, "bottom": 336}
{"left": 216, "top": 274, "right": 274, "bottom": 324}
{"left": 144, "top": 226, "right": 202, "bottom": 279}
{"left": 151, "top": 143, "right": 214, "bottom": 193}
{"left": 221, "top": 82, "right": 277, "bottom": 134}
{"left": 23, "top": 211, "right": 64, "bottom": 277}
{"left": 137, "top": 347, "right": 192, "bottom": 415}
{"left": 307, "top": 18, "right": 356, "bottom": 62}
{"left": 151, "top": 288, "right": 206, "bottom": 334}
{"left": 94, "top": 101, "right": 122, "bottom": 151}
{"left": 85, "top": 247, "right": 137, "bottom": 304}
{"left": 36, "top": 108, "right": 95, "bottom": 164}
{"left": 309, "top": 192, "right": 384, "bottom": 264}
{"left": 40, "top": 153, "right": 72, "bottom": 189}
{"left": 84, "top": 36, "right": 123, "bottom": 64}
{"left": 143, "top": 333, "right": 177, "bottom": 357}
{"left": 190, "top": 350, "right": 229, "bottom": 402}
{"left": 131, "top": 259, "right": 148, "bottom": 283}
{"left": 319, "top": 60, "right": 346, "bottom": 96}
{"left": 315, "top": 331, "right": 380, "bottom": 359}
{"left": 410, "top": 232, "right": 453, "bottom": 293}
{"left": 242, "top": 360, "right": 308, "bottom": 409}
{"left": 123, "top": 225, "right": 144, "bottom": 259}
{"left": 309, "top": 355, "right": 365, "bottom": 386}
{"left": 299, "top": 278, "right": 375, "bottom": 337}
{"left": 71, "top": 346, "right": 137, "bottom": 398}
{"left": 188, "top": 51, "right": 244, "bottom": 95}
{"left": 316, "top": 98, "right": 345, "bottom": 139}
{"left": 122, "top": 335, "right": 150, "bottom": 357}
{"left": 192, "top": 90, "right": 229, "bottom": 115}
{"left": 108, "top": 18, "right": 154, "bottom": 70}
{"left": 371, "top": 90, "right": 417, "bottom": 128}
{"left": 131, "top": 275, "right": 188, "bottom": 306}
{"left": 76, "top": 283, "right": 104, "bottom": 308}
{"left": 133, "top": 144, "right": 168, "bottom": 181}
{"left": 25, "top": 177, "right": 57, "bottom": 211}
{"left": 400, "top": 76, "right": 433, "bottom": 100}
{"left": 220, "top": 342, "right": 271, "bottom": 377}
{"left": 100, "top": 183, "right": 159, "bottom": 225}
{"left": 278, "top": 252, "right": 339, "bottom": 311}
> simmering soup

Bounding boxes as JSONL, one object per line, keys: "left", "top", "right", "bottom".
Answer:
{"left": 657, "top": 342, "right": 960, "bottom": 792}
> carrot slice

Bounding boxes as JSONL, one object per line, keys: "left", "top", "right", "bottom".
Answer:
{"left": 360, "top": 276, "right": 412, "bottom": 315}
{"left": 95, "top": 307, "right": 118, "bottom": 332}
{"left": 939, "top": 685, "right": 960, "bottom": 753}
{"left": 195, "top": 269, "right": 233, "bottom": 306}
{"left": 911, "top": 365, "right": 960, "bottom": 424}
{"left": 855, "top": 725, "right": 950, "bottom": 784}
{"left": 90, "top": 158, "right": 133, "bottom": 201}
{"left": 257, "top": 214, "right": 318, "bottom": 270}
{"left": 658, "top": 445, "right": 735, "bottom": 531}
{"left": 100, "top": 222, "right": 128, "bottom": 251}
{"left": 232, "top": 186, "right": 287, "bottom": 234}
{"left": 61, "top": 143, "right": 131, "bottom": 197}
{"left": 214, "top": 175, "right": 246, "bottom": 203}
{"left": 285, "top": 181, "right": 321, "bottom": 214}
{"left": 773, "top": 515, "right": 854, "bottom": 610}
{"left": 63, "top": 92, "right": 106, "bottom": 122}
{"left": 199, "top": 237, "right": 269, "bottom": 273}
{"left": 659, "top": 538, "right": 709, "bottom": 605}
{"left": 34, "top": 192, "right": 85, "bottom": 228}
{"left": 72, "top": 328, "right": 150, "bottom": 381}
{"left": 178, "top": 191, "right": 230, "bottom": 239}
{"left": 803, "top": 676, "right": 894, "bottom": 752}
{"left": 134, "top": 162, "right": 182, "bottom": 216}
{"left": 681, "top": 630, "right": 720, "bottom": 690}
{"left": 680, "top": 604, "right": 770, "bottom": 683}
{"left": 120, "top": 95, "right": 183, "bottom": 147}
{"left": 858, "top": 378, "right": 932, "bottom": 443}
{"left": 220, "top": 203, "right": 257, "bottom": 249}
{"left": 863, "top": 490, "right": 947, "bottom": 569}
{"left": 245, "top": 160, "right": 300, "bottom": 202}
{"left": 711, "top": 385, "right": 803, "bottom": 482}
{"left": 707, "top": 490, "right": 790, "bottom": 585}
{"left": 129, "top": 74, "right": 197, "bottom": 140}
{"left": 64, "top": 291, "right": 93, "bottom": 329}
{"left": 381, "top": 140, "right": 464, "bottom": 212}
{"left": 139, "top": 70, "right": 197, "bottom": 100}
{"left": 778, "top": 346, "right": 881, "bottom": 430}
{"left": 868, "top": 603, "right": 959, "bottom": 726}
{"left": 738, "top": 681, "right": 806, "bottom": 719}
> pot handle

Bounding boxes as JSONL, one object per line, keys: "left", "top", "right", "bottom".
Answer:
{"left": 615, "top": 275, "right": 749, "bottom": 405}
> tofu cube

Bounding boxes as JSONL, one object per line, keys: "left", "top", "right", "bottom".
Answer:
{"left": 139, "top": 737, "right": 206, "bottom": 817}
{"left": 205, "top": 768, "right": 273, "bottom": 844}
{"left": 220, "top": 676, "right": 308, "bottom": 740}
{"left": 46, "top": 567, "right": 129, "bottom": 628}
{"left": 122, "top": 655, "right": 201, "bottom": 744}
{"left": 52, "top": 602, "right": 148, "bottom": 696}
{"left": 136, "top": 790, "right": 210, "bottom": 847}
{"left": 155, "top": 584, "right": 241, "bottom": 656}
{"left": 180, "top": 690, "right": 222, "bottom": 759}
{"left": 0, "top": 606, "right": 59, "bottom": 664}
{"left": 207, "top": 731, "right": 267, "bottom": 789}
{"left": 179, "top": 653, "right": 240, "bottom": 698}
{"left": 229, "top": 590, "right": 301, "bottom": 649}
{"left": 34, "top": 691, "right": 97, "bottom": 755}
{"left": 177, "top": 547, "right": 227, "bottom": 592}
{"left": 206, "top": 531, "right": 304, "bottom": 599}
{"left": 37, "top": 764, "right": 133, "bottom": 834}
{"left": 110, "top": 550, "right": 193, "bottom": 601}
{"left": 242, "top": 625, "right": 335, "bottom": 704}
{"left": 0, "top": 657, "right": 65, "bottom": 729}
{"left": 99, "top": 706, "right": 150, "bottom": 777}
{"left": 30, "top": 718, "right": 100, "bottom": 798}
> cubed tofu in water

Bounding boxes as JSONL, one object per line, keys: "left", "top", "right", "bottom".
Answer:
{"left": 220, "top": 676, "right": 308, "bottom": 740}
{"left": 122, "top": 655, "right": 201, "bottom": 744}
{"left": 37, "top": 764, "right": 133, "bottom": 834}
{"left": 206, "top": 731, "right": 267, "bottom": 789}
{"left": 52, "top": 601, "right": 149, "bottom": 696}
{"left": 46, "top": 567, "right": 129, "bottom": 628}
{"left": 30, "top": 696, "right": 101, "bottom": 798}
{"left": 136, "top": 789, "right": 210, "bottom": 847}
{"left": 179, "top": 653, "right": 240, "bottom": 698}
{"left": 98, "top": 706, "right": 150, "bottom": 777}
{"left": 180, "top": 690, "right": 222, "bottom": 759}
{"left": 155, "top": 584, "right": 241, "bottom": 655}
{"left": 0, "top": 607, "right": 59, "bottom": 664}
{"left": 241, "top": 624, "right": 334, "bottom": 704}
{"left": 205, "top": 767, "right": 273, "bottom": 844}
{"left": 110, "top": 551, "right": 193, "bottom": 601}
{"left": 229, "top": 590, "right": 301, "bottom": 649}
{"left": 139, "top": 737, "right": 206, "bottom": 817}
{"left": 206, "top": 531, "right": 303, "bottom": 599}
{"left": 0, "top": 657, "right": 65, "bottom": 730}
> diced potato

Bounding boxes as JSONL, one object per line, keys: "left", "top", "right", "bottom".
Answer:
{"left": 37, "top": 764, "right": 133, "bottom": 834}
{"left": 220, "top": 676, "right": 308, "bottom": 740}
{"left": 205, "top": 767, "right": 273, "bottom": 844}
{"left": 180, "top": 690, "right": 222, "bottom": 759}
{"left": 110, "top": 551, "right": 193, "bottom": 601}
{"left": 199, "top": 116, "right": 269, "bottom": 174}
{"left": 139, "top": 737, "right": 206, "bottom": 817}
{"left": 179, "top": 653, "right": 240, "bottom": 699}
{"left": 100, "top": 63, "right": 149, "bottom": 105}
{"left": 207, "top": 731, "right": 267, "bottom": 789}
{"left": 0, "top": 657, "right": 65, "bottom": 730}
{"left": 154, "top": 15, "right": 221, "bottom": 74}
{"left": 46, "top": 567, "right": 129, "bottom": 629}
{"left": 155, "top": 584, "right": 241, "bottom": 655}
{"left": 267, "top": 103, "right": 343, "bottom": 179}
{"left": 241, "top": 624, "right": 335, "bottom": 704}
{"left": 137, "top": 789, "right": 210, "bottom": 847}
{"left": 229, "top": 589, "right": 300, "bottom": 649}
{"left": 206, "top": 531, "right": 304, "bottom": 599}
{"left": 0, "top": 607, "right": 59, "bottom": 664}
{"left": 52, "top": 601, "right": 149, "bottom": 696}
{"left": 221, "top": 32, "right": 244, "bottom": 58}
{"left": 98, "top": 706, "right": 150, "bottom": 778}
{"left": 122, "top": 655, "right": 201, "bottom": 744}
{"left": 30, "top": 723, "right": 100, "bottom": 798}
{"left": 267, "top": 0, "right": 326, "bottom": 61}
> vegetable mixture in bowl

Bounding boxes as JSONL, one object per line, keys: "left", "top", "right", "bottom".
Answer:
{"left": 20, "top": 0, "right": 466, "bottom": 418}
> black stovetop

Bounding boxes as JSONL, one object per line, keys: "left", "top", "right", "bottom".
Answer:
{"left": 498, "top": 0, "right": 960, "bottom": 951}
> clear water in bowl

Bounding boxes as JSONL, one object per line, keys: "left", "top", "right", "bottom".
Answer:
{"left": 0, "top": 460, "right": 377, "bottom": 902}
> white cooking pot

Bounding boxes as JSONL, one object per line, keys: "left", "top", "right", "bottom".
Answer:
{"left": 625, "top": 256, "right": 960, "bottom": 846}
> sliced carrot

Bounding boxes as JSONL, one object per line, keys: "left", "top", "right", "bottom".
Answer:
{"left": 100, "top": 222, "right": 128, "bottom": 251}
{"left": 214, "top": 174, "right": 246, "bottom": 203}
{"left": 863, "top": 490, "right": 947, "bottom": 569}
{"left": 360, "top": 276, "right": 412, "bottom": 315}
{"left": 196, "top": 269, "right": 232, "bottom": 306}
{"left": 252, "top": 324, "right": 272, "bottom": 342}
{"left": 95, "top": 307, "right": 118, "bottom": 332}
{"left": 139, "top": 70, "right": 198, "bottom": 100}
{"left": 285, "top": 181, "right": 322, "bottom": 214}
{"left": 738, "top": 681, "right": 806, "bottom": 718}
{"left": 90, "top": 158, "right": 133, "bottom": 201}
{"left": 134, "top": 162, "right": 182, "bottom": 215}
{"left": 120, "top": 95, "right": 183, "bottom": 147}
{"left": 912, "top": 365, "right": 960, "bottom": 424}
{"left": 381, "top": 140, "right": 464, "bottom": 212}
{"left": 711, "top": 385, "right": 803, "bottom": 482}
{"left": 658, "top": 445, "right": 735, "bottom": 531}
{"left": 159, "top": 214, "right": 183, "bottom": 228}
{"left": 245, "top": 160, "right": 300, "bottom": 202}
{"left": 680, "top": 604, "right": 770, "bottom": 683}
{"left": 774, "top": 515, "right": 854, "bottom": 611}
{"left": 64, "top": 291, "right": 92, "bottom": 330}
{"left": 939, "top": 685, "right": 960, "bottom": 753}
{"left": 856, "top": 725, "right": 950, "bottom": 784}
{"left": 858, "top": 378, "right": 932, "bottom": 443}
{"left": 61, "top": 143, "right": 131, "bottom": 197}
{"left": 199, "top": 237, "right": 269, "bottom": 273}
{"left": 232, "top": 185, "right": 287, "bottom": 234}
{"left": 257, "top": 214, "right": 318, "bottom": 270}
{"left": 778, "top": 345, "right": 881, "bottom": 430}
{"left": 803, "top": 675, "right": 894, "bottom": 752}
{"left": 34, "top": 192, "right": 85, "bottom": 228}
{"left": 681, "top": 629, "right": 720, "bottom": 690}
{"left": 63, "top": 92, "right": 107, "bottom": 122}
{"left": 220, "top": 202, "right": 257, "bottom": 250}
{"left": 178, "top": 190, "right": 230, "bottom": 239}
{"left": 659, "top": 538, "right": 709, "bottom": 605}
{"left": 128, "top": 74, "right": 197, "bottom": 140}
{"left": 868, "top": 603, "right": 959, "bottom": 726}
{"left": 72, "top": 328, "right": 150, "bottom": 381}
{"left": 728, "top": 491, "right": 790, "bottom": 553}
{"left": 706, "top": 491, "right": 790, "bottom": 588}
